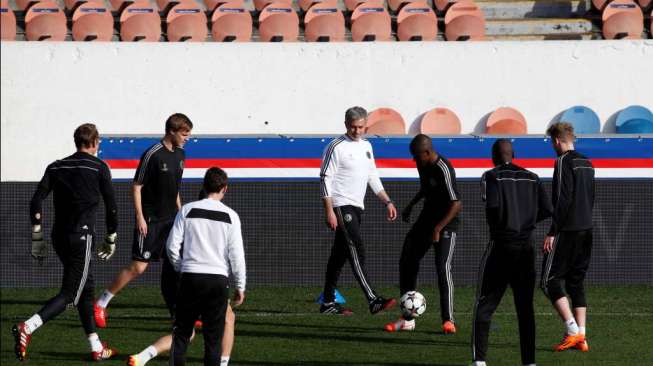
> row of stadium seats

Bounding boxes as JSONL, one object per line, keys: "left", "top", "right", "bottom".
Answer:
{"left": 2, "top": 0, "right": 651, "bottom": 41}
{"left": 364, "top": 105, "right": 653, "bottom": 135}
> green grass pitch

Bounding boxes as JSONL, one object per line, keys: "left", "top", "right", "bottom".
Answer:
{"left": 2, "top": 286, "right": 652, "bottom": 365}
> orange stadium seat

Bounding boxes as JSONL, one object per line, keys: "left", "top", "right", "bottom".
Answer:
{"left": 444, "top": 0, "right": 485, "bottom": 41}
{"left": 166, "top": 2, "right": 208, "bottom": 41}
{"left": 366, "top": 119, "right": 407, "bottom": 135}
{"left": 109, "top": 0, "right": 136, "bottom": 12}
{"left": 351, "top": 2, "right": 392, "bottom": 41}
{"left": 299, "top": 0, "right": 337, "bottom": 12}
{"left": 419, "top": 108, "right": 462, "bottom": 134}
{"left": 344, "top": 0, "right": 379, "bottom": 11}
{"left": 486, "top": 107, "right": 527, "bottom": 134}
{"left": 254, "top": 0, "right": 290, "bottom": 11}
{"left": 72, "top": 1, "right": 114, "bottom": 41}
{"left": 638, "top": 0, "right": 652, "bottom": 9}
{"left": 258, "top": 3, "right": 299, "bottom": 42}
{"left": 158, "top": 0, "right": 196, "bottom": 14}
{"left": 602, "top": 0, "right": 643, "bottom": 39}
{"left": 16, "top": 0, "right": 38, "bottom": 11}
{"left": 388, "top": 0, "right": 421, "bottom": 13}
{"left": 304, "top": 3, "right": 345, "bottom": 42}
{"left": 25, "top": 1, "right": 67, "bottom": 41}
{"left": 396, "top": 2, "right": 437, "bottom": 41}
{"left": 366, "top": 108, "right": 406, "bottom": 135}
{"left": 433, "top": 0, "right": 452, "bottom": 12}
{"left": 120, "top": 1, "right": 161, "bottom": 41}
{"left": 211, "top": 2, "right": 252, "bottom": 41}
{"left": 1, "top": 0, "right": 16, "bottom": 41}
{"left": 592, "top": 0, "right": 610, "bottom": 11}
{"left": 205, "top": 0, "right": 242, "bottom": 12}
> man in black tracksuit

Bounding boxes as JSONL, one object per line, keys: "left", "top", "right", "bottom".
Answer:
{"left": 12, "top": 124, "right": 119, "bottom": 362}
{"left": 541, "top": 122, "right": 595, "bottom": 352}
{"left": 471, "top": 139, "right": 552, "bottom": 366}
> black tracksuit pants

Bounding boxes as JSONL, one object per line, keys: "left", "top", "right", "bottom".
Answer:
{"left": 323, "top": 205, "right": 378, "bottom": 304}
{"left": 472, "top": 240, "right": 536, "bottom": 365}
{"left": 37, "top": 230, "right": 96, "bottom": 335}
{"left": 171, "top": 273, "right": 229, "bottom": 366}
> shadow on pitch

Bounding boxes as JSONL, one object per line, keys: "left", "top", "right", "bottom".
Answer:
{"left": 230, "top": 361, "right": 457, "bottom": 366}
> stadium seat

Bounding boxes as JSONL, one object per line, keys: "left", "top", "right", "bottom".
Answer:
{"left": 345, "top": 0, "right": 383, "bottom": 12}
{"left": 419, "top": 108, "right": 461, "bottom": 134}
{"left": 388, "top": 0, "right": 421, "bottom": 12}
{"left": 158, "top": 0, "right": 197, "bottom": 14}
{"left": 602, "top": 0, "right": 644, "bottom": 39}
{"left": 303, "top": 3, "right": 345, "bottom": 42}
{"left": 299, "top": 0, "right": 337, "bottom": 12}
{"left": 636, "top": 0, "right": 652, "bottom": 9}
{"left": 72, "top": 2, "right": 114, "bottom": 41}
{"left": 211, "top": 2, "right": 252, "bottom": 42}
{"left": 486, "top": 107, "right": 527, "bottom": 134}
{"left": 109, "top": 0, "right": 136, "bottom": 12}
{"left": 396, "top": 2, "right": 437, "bottom": 41}
{"left": 351, "top": 2, "right": 392, "bottom": 41}
{"left": 25, "top": 1, "right": 67, "bottom": 41}
{"left": 444, "top": 0, "right": 485, "bottom": 41}
{"left": 254, "top": 0, "right": 291, "bottom": 11}
{"left": 433, "top": 0, "right": 453, "bottom": 12}
{"left": 1, "top": 0, "right": 16, "bottom": 41}
{"left": 616, "top": 105, "right": 653, "bottom": 133}
{"left": 205, "top": 0, "right": 242, "bottom": 12}
{"left": 16, "top": 0, "right": 38, "bottom": 11}
{"left": 64, "top": 0, "right": 87, "bottom": 10}
{"left": 166, "top": 2, "right": 208, "bottom": 42}
{"left": 559, "top": 106, "right": 601, "bottom": 134}
{"left": 366, "top": 108, "right": 406, "bottom": 134}
{"left": 120, "top": 1, "right": 161, "bottom": 42}
{"left": 258, "top": 3, "right": 299, "bottom": 42}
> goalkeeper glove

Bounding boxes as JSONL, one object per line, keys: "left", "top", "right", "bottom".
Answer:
{"left": 97, "top": 232, "right": 117, "bottom": 261}
{"left": 31, "top": 225, "right": 47, "bottom": 262}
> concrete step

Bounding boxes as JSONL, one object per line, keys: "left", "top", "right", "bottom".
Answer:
{"left": 485, "top": 18, "right": 595, "bottom": 35}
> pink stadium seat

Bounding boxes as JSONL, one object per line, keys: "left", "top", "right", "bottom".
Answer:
{"left": 444, "top": 0, "right": 485, "bottom": 41}
{"left": 258, "top": 3, "right": 299, "bottom": 42}
{"left": 592, "top": 0, "right": 610, "bottom": 11}
{"left": 638, "top": 0, "right": 652, "bottom": 9}
{"left": 366, "top": 119, "right": 407, "bottom": 135}
{"left": 72, "top": 1, "right": 114, "bottom": 41}
{"left": 303, "top": 3, "right": 345, "bottom": 42}
{"left": 211, "top": 2, "right": 252, "bottom": 41}
{"left": 486, "top": 107, "right": 527, "bottom": 135}
{"left": 388, "top": 0, "right": 421, "bottom": 13}
{"left": 1, "top": 0, "right": 16, "bottom": 41}
{"left": 25, "top": 1, "right": 67, "bottom": 41}
{"left": 16, "top": 0, "right": 38, "bottom": 11}
{"left": 433, "top": 0, "right": 451, "bottom": 12}
{"left": 345, "top": 0, "right": 382, "bottom": 11}
{"left": 120, "top": 1, "right": 161, "bottom": 41}
{"left": 419, "top": 108, "right": 461, "bottom": 134}
{"left": 158, "top": 0, "right": 195, "bottom": 14}
{"left": 351, "top": 2, "right": 392, "bottom": 41}
{"left": 166, "top": 2, "right": 208, "bottom": 41}
{"left": 109, "top": 0, "right": 136, "bottom": 12}
{"left": 396, "top": 2, "right": 437, "bottom": 41}
{"left": 602, "top": 0, "right": 643, "bottom": 39}
{"left": 298, "top": 0, "right": 337, "bottom": 12}
{"left": 366, "top": 108, "right": 406, "bottom": 134}
{"left": 254, "top": 0, "right": 291, "bottom": 11}
{"left": 205, "top": 0, "right": 242, "bottom": 12}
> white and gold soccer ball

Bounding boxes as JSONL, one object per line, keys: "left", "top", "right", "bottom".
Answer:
{"left": 400, "top": 291, "right": 426, "bottom": 318}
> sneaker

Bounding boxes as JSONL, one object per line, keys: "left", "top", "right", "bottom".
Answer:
{"left": 369, "top": 297, "right": 397, "bottom": 315}
{"left": 94, "top": 303, "right": 108, "bottom": 328}
{"left": 553, "top": 333, "right": 584, "bottom": 352}
{"left": 91, "top": 342, "right": 117, "bottom": 361}
{"left": 384, "top": 318, "right": 415, "bottom": 332}
{"left": 319, "top": 302, "right": 353, "bottom": 316}
{"left": 574, "top": 338, "right": 589, "bottom": 352}
{"left": 442, "top": 320, "right": 457, "bottom": 334}
{"left": 127, "top": 355, "right": 142, "bottom": 366}
{"left": 12, "top": 323, "right": 31, "bottom": 361}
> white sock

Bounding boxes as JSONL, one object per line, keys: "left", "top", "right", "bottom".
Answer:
{"left": 88, "top": 333, "right": 103, "bottom": 352}
{"left": 403, "top": 319, "right": 415, "bottom": 325}
{"left": 96, "top": 290, "right": 114, "bottom": 308}
{"left": 565, "top": 318, "right": 579, "bottom": 335}
{"left": 24, "top": 314, "right": 43, "bottom": 334}
{"left": 579, "top": 326, "right": 586, "bottom": 335}
{"left": 220, "top": 356, "right": 230, "bottom": 365}
{"left": 472, "top": 361, "right": 487, "bottom": 366}
{"left": 524, "top": 364, "right": 536, "bottom": 366}
{"left": 136, "top": 345, "right": 158, "bottom": 364}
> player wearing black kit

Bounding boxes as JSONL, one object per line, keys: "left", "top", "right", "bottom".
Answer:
{"left": 541, "top": 123, "right": 595, "bottom": 353}
{"left": 94, "top": 113, "right": 193, "bottom": 327}
{"left": 470, "top": 139, "right": 552, "bottom": 366}
{"left": 12, "top": 124, "right": 119, "bottom": 362}
{"left": 385, "top": 134, "right": 462, "bottom": 334}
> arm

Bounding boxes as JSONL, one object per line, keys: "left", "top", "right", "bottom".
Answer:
{"left": 434, "top": 161, "right": 462, "bottom": 242}
{"left": 536, "top": 179, "right": 553, "bottom": 223}
{"left": 228, "top": 214, "right": 247, "bottom": 306}
{"left": 544, "top": 156, "right": 574, "bottom": 252}
{"left": 133, "top": 149, "right": 153, "bottom": 236}
{"left": 176, "top": 193, "right": 182, "bottom": 211}
{"left": 402, "top": 189, "right": 424, "bottom": 223}
{"left": 481, "top": 171, "right": 499, "bottom": 228}
{"left": 30, "top": 166, "right": 53, "bottom": 228}
{"left": 165, "top": 209, "right": 185, "bottom": 272}
{"left": 320, "top": 143, "right": 338, "bottom": 230}
{"left": 99, "top": 163, "right": 118, "bottom": 235}
{"left": 367, "top": 147, "right": 397, "bottom": 221}
{"left": 434, "top": 201, "right": 463, "bottom": 242}
{"left": 132, "top": 184, "right": 147, "bottom": 236}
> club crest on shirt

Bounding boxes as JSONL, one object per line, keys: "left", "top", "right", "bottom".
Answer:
{"left": 366, "top": 151, "right": 371, "bottom": 159}
{"left": 143, "top": 251, "right": 151, "bottom": 259}
{"left": 161, "top": 163, "right": 168, "bottom": 172}
{"left": 344, "top": 214, "right": 353, "bottom": 223}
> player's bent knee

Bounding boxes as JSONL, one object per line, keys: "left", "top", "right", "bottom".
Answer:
{"left": 129, "top": 261, "right": 149, "bottom": 276}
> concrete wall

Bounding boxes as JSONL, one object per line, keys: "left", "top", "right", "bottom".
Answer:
{"left": 2, "top": 40, "right": 652, "bottom": 181}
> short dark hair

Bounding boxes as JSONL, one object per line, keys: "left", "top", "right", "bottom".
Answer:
{"left": 74, "top": 123, "right": 99, "bottom": 149}
{"left": 345, "top": 106, "right": 367, "bottom": 125}
{"left": 165, "top": 113, "right": 193, "bottom": 134}
{"left": 203, "top": 167, "right": 228, "bottom": 194}
{"left": 492, "top": 138, "right": 513, "bottom": 165}
{"left": 547, "top": 122, "right": 575, "bottom": 142}
{"left": 409, "top": 133, "right": 433, "bottom": 155}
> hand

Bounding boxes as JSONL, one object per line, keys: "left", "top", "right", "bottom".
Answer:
{"left": 97, "top": 233, "right": 117, "bottom": 261}
{"left": 401, "top": 204, "right": 413, "bottom": 223}
{"left": 31, "top": 225, "right": 47, "bottom": 262}
{"left": 232, "top": 290, "right": 245, "bottom": 307}
{"left": 325, "top": 210, "right": 338, "bottom": 231}
{"left": 136, "top": 215, "right": 148, "bottom": 237}
{"left": 386, "top": 203, "right": 397, "bottom": 221}
{"left": 543, "top": 236, "right": 555, "bottom": 253}
{"left": 432, "top": 226, "right": 442, "bottom": 243}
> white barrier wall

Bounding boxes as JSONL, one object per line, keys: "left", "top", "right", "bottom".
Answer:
{"left": 2, "top": 40, "right": 652, "bottom": 181}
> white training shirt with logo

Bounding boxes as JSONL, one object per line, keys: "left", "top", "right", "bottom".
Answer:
{"left": 320, "top": 135, "right": 384, "bottom": 210}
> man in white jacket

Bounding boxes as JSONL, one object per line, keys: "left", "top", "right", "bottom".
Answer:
{"left": 166, "top": 167, "right": 246, "bottom": 366}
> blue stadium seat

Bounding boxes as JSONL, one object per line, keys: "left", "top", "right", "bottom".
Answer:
{"left": 616, "top": 105, "right": 653, "bottom": 134}
{"left": 560, "top": 106, "right": 601, "bottom": 134}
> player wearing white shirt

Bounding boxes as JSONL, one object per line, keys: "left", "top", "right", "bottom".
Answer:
{"left": 319, "top": 106, "right": 398, "bottom": 315}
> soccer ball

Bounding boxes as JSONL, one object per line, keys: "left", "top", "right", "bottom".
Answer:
{"left": 400, "top": 291, "right": 426, "bottom": 318}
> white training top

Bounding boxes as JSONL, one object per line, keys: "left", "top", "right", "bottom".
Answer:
{"left": 320, "top": 135, "right": 384, "bottom": 210}
{"left": 166, "top": 198, "right": 246, "bottom": 291}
